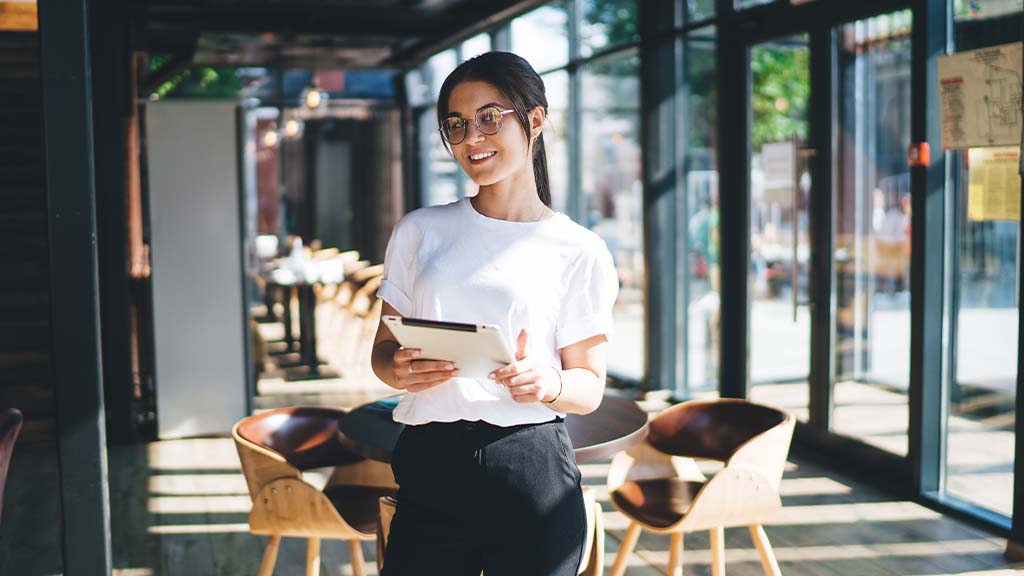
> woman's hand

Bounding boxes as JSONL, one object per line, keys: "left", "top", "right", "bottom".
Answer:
{"left": 489, "top": 329, "right": 560, "bottom": 404}
{"left": 392, "top": 348, "right": 459, "bottom": 393}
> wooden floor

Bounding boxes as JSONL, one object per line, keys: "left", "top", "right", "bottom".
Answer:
{"left": 4, "top": 395, "right": 1024, "bottom": 575}
{"left": 3, "top": 310, "right": 1022, "bottom": 575}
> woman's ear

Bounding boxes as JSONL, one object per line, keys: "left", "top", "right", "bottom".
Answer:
{"left": 529, "top": 106, "right": 546, "bottom": 141}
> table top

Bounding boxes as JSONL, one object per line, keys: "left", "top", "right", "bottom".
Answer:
{"left": 338, "top": 394, "right": 649, "bottom": 464}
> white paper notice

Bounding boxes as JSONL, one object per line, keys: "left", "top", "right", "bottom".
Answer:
{"left": 937, "top": 42, "right": 1022, "bottom": 150}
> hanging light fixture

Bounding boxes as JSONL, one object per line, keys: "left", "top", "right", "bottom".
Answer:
{"left": 300, "top": 76, "right": 328, "bottom": 111}
{"left": 282, "top": 116, "right": 305, "bottom": 140}
{"left": 261, "top": 127, "right": 280, "bottom": 148}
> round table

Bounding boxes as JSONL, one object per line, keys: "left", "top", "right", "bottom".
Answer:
{"left": 338, "top": 394, "right": 649, "bottom": 463}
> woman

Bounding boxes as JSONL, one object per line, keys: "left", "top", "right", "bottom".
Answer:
{"left": 371, "top": 51, "right": 618, "bottom": 576}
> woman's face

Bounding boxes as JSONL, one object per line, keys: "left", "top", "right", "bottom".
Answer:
{"left": 446, "top": 81, "right": 536, "bottom": 187}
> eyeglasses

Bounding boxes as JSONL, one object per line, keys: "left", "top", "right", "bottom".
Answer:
{"left": 440, "top": 106, "right": 516, "bottom": 145}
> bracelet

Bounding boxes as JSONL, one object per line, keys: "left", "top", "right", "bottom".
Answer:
{"left": 544, "top": 367, "right": 563, "bottom": 404}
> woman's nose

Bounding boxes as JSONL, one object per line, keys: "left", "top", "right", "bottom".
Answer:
{"left": 464, "top": 121, "right": 486, "bottom": 144}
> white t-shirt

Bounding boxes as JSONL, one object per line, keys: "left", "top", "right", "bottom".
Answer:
{"left": 378, "top": 197, "right": 619, "bottom": 426}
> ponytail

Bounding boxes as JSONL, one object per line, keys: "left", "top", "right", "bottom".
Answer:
{"left": 533, "top": 133, "right": 551, "bottom": 207}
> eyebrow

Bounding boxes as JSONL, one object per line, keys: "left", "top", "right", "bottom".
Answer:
{"left": 444, "top": 102, "right": 507, "bottom": 119}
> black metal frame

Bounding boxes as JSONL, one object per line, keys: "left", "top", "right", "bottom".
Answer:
{"left": 235, "top": 104, "right": 256, "bottom": 416}
{"left": 910, "top": 0, "right": 949, "bottom": 508}
{"left": 38, "top": 0, "right": 113, "bottom": 572}
{"left": 90, "top": 0, "right": 139, "bottom": 445}
{"left": 1014, "top": 7, "right": 1024, "bottom": 551}
{"left": 639, "top": 0, "right": 680, "bottom": 394}
{"left": 711, "top": 0, "right": 1024, "bottom": 545}
{"left": 715, "top": 0, "right": 749, "bottom": 399}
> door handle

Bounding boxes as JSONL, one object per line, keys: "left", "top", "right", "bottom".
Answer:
{"left": 792, "top": 138, "right": 816, "bottom": 322}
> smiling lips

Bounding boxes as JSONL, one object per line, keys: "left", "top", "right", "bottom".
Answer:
{"left": 468, "top": 151, "right": 497, "bottom": 165}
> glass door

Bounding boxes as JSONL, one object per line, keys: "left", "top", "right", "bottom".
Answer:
{"left": 941, "top": 1, "right": 1024, "bottom": 522}
{"left": 747, "top": 35, "right": 813, "bottom": 422}
{"left": 830, "top": 11, "right": 913, "bottom": 457}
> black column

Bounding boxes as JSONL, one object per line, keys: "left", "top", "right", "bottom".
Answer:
{"left": 638, "top": 0, "right": 679, "bottom": 392}
{"left": 806, "top": 27, "right": 835, "bottom": 438}
{"left": 1010, "top": 2, "right": 1024, "bottom": 560}
{"left": 90, "top": 0, "right": 136, "bottom": 444}
{"left": 715, "top": 2, "right": 750, "bottom": 399}
{"left": 37, "top": 0, "right": 113, "bottom": 573}
{"left": 908, "top": 0, "right": 947, "bottom": 503}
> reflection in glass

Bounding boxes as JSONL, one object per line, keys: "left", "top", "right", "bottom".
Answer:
{"left": 580, "top": 55, "right": 644, "bottom": 379}
{"left": 746, "top": 35, "right": 811, "bottom": 421}
{"left": 831, "top": 11, "right": 912, "bottom": 456}
{"left": 681, "top": 27, "right": 719, "bottom": 396}
{"left": 542, "top": 71, "right": 570, "bottom": 214}
{"left": 511, "top": 2, "right": 569, "bottom": 73}
{"left": 579, "top": 0, "right": 638, "bottom": 58}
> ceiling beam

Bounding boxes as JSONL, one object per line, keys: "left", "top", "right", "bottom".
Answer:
{"left": 141, "top": 4, "right": 457, "bottom": 36}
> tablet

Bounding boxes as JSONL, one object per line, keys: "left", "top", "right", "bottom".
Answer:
{"left": 382, "top": 316, "right": 516, "bottom": 379}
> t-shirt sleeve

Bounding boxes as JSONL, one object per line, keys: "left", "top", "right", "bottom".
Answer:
{"left": 556, "top": 239, "right": 619, "bottom": 349}
{"left": 378, "top": 216, "right": 416, "bottom": 316}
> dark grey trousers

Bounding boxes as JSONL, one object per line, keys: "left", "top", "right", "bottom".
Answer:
{"left": 381, "top": 418, "right": 586, "bottom": 576}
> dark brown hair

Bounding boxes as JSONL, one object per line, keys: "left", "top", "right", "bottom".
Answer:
{"left": 437, "top": 51, "right": 551, "bottom": 207}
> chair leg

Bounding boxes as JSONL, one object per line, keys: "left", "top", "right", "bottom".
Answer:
{"left": 349, "top": 540, "right": 366, "bottom": 576}
{"left": 257, "top": 535, "right": 281, "bottom": 576}
{"left": 667, "top": 532, "right": 684, "bottom": 576}
{"left": 710, "top": 526, "right": 725, "bottom": 576}
{"left": 609, "top": 521, "right": 642, "bottom": 576}
{"left": 306, "top": 537, "right": 321, "bottom": 576}
{"left": 749, "top": 524, "right": 782, "bottom": 576}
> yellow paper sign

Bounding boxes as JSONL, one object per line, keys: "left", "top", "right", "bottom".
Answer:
{"left": 967, "top": 146, "right": 1021, "bottom": 221}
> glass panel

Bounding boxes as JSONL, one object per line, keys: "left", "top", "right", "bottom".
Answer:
{"left": 511, "top": 2, "right": 569, "bottom": 73}
{"left": 424, "top": 50, "right": 457, "bottom": 100}
{"left": 580, "top": 54, "right": 644, "bottom": 379}
{"left": 681, "top": 27, "right": 720, "bottom": 396}
{"left": 831, "top": 11, "right": 913, "bottom": 456}
{"left": 420, "top": 106, "right": 459, "bottom": 206}
{"left": 542, "top": 71, "right": 570, "bottom": 214}
{"left": 420, "top": 50, "right": 462, "bottom": 205}
{"left": 579, "top": 0, "right": 639, "bottom": 58}
{"left": 747, "top": 35, "right": 811, "bottom": 421}
{"left": 953, "top": 0, "right": 1024, "bottom": 50}
{"left": 946, "top": 147, "right": 1019, "bottom": 517}
{"left": 943, "top": 0, "right": 1023, "bottom": 521}
{"left": 686, "top": 0, "right": 715, "bottom": 23}
{"left": 461, "top": 33, "right": 491, "bottom": 61}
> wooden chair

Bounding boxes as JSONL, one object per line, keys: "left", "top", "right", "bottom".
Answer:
{"left": 0, "top": 408, "right": 23, "bottom": 525}
{"left": 607, "top": 399, "right": 794, "bottom": 576}
{"left": 352, "top": 264, "right": 384, "bottom": 284}
{"left": 340, "top": 275, "right": 383, "bottom": 377}
{"left": 320, "top": 260, "right": 374, "bottom": 344}
{"left": 233, "top": 407, "right": 397, "bottom": 576}
{"left": 375, "top": 487, "right": 604, "bottom": 576}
